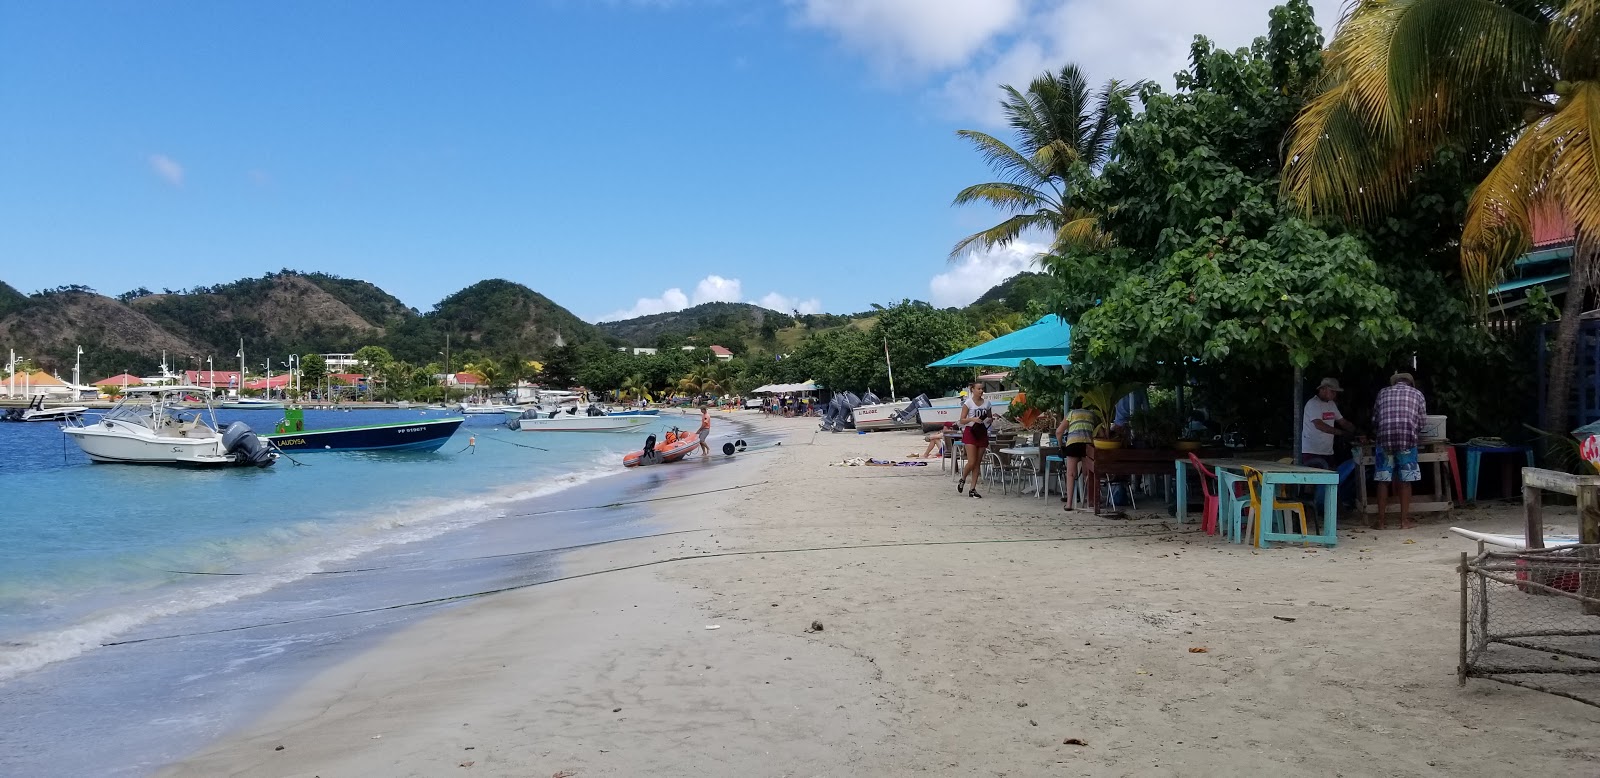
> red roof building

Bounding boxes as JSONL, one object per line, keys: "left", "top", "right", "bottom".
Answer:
{"left": 93, "top": 373, "right": 144, "bottom": 387}
{"left": 186, "top": 370, "right": 242, "bottom": 387}
{"left": 709, "top": 345, "right": 733, "bottom": 361}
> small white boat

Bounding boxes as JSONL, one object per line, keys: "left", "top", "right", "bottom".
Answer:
{"left": 3, "top": 395, "right": 90, "bottom": 423}
{"left": 219, "top": 397, "right": 286, "bottom": 410}
{"left": 852, "top": 401, "right": 922, "bottom": 430}
{"left": 459, "top": 402, "right": 517, "bottom": 415}
{"left": 63, "top": 386, "right": 276, "bottom": 467}
{"left": 516, "top": 407, "right": 655, "bottom": 432}
{"left": 916, "top": 390, "right": 1018, "bottom": 426}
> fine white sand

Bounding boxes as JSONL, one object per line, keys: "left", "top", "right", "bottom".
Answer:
{"left": 165, "top": 412, "right": 1600, "bottom": 777}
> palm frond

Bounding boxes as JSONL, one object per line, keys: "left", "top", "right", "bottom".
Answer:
{"left": 949, "top": 213, "right": 1056, "bottom": 261}
{"left": 1462, "top": 131, "right": 1547, "bottom": 296}
{"left": 955, "top": 129, "right": 1051, "bottom": 187}
{"left": 1543, "top": 80, "right": 1600, "bottom": 246}
{"left": 951, "top": 181, "right": 1053, "bottom": 212}
{"left": 1054, "top": 215, "right": 1113, "bottom": 253}
{"left": 1285, "top": 0, "right": 1550, "bottom": 218}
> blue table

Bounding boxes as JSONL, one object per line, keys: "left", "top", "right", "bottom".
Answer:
{"left": 1464, "top": 445, "right": 1535, "bottom": 502}
{"left": 1176, "top": 458, "right": 1339, "bottom": 547}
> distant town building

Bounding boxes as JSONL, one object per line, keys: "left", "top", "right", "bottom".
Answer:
{"left": 616, "top": 347, "right": 658, "bottom": 356}
{"left": 322, "top": 353, "right": 359, "bottom": 370}
{"left": 709, "top": 345, "right": 734, "bottom": 361}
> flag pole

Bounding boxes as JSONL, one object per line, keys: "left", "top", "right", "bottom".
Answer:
{"left": 883, "top": 336, "right": 896, "bottom": 401}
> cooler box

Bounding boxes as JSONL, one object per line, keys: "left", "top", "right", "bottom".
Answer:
{"left": 1419, "top": 415, "right": 1447, "bottom": 441}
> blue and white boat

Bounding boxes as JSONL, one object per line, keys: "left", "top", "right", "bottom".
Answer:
{"left": 264, "top": 409, "right": 465, "bottom": 453}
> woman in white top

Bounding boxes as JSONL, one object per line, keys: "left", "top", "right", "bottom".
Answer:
{"left": 956, "top": 382, "right": 994, "bottom": 498}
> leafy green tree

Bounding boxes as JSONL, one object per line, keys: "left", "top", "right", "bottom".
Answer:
{"left": 1048, "top": 0, "right": 1411, "bottom": 450}
{"left": 950, "top": 64, "right": 1139, "bottom": 259}
{"left": 1282, "top": 0, "right": 1600, "bottom": 433}
{"left": 299, "top": 353, "right": 328, "bottom": 393}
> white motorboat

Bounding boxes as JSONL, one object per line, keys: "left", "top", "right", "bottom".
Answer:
{"left": 3, "top": 395, "right": 90, "bottom": 423}
{"left": 63, "top": 386, "right": 277, "bottom": 467}
{"left": 516, "top": 406, "right": 655, "bottom": 432}
{"left": 219, "top": 397, "right": 286, "bottom": 410}
{"left": 916, "top": 390, "right": 1018, "bottom": 426}
{"left": 852, "top": 401, "right": 923, "bottom": 430}
{"left": 459, "top": 401, "right": 518, "bottom": 415}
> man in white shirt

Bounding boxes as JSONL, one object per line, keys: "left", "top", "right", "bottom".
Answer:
{"left": 1301, "top": 377, "right": 1355, "bottom": 469}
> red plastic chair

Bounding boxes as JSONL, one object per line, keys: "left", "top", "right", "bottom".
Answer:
{"left": 1188, "top": 453, "right": 1246, "bottom": 536}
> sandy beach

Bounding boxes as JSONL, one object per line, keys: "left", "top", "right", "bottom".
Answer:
{"left": 165, "top": 412, "right": 1600, "bottom": 777}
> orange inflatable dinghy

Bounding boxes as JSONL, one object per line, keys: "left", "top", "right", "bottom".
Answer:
{"left": 623, "top": 428, "right": 699, "bottom": 467}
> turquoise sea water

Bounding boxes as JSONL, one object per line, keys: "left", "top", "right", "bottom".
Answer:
{"left": 0, "top": 406, "right": 731, "bottom": 775}
{"left": 0, "top": 408, "right": 646, "bottom": 670}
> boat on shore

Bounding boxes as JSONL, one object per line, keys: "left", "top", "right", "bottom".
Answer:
{"left": 916, "top": 390, "right": 1018, "bottom": 426}
{"left": 622, "top": 428, "right": 699, "bottom": 466}
{"left": 264, "top": 408, "right": 465, "bottom": 453}
{"left": 219, "top": 397, "right": 286, "bottom": 410}
{"left": 459, "top": 402, "right": 517, "bottom": 415}
{"left": 3, "top": 395, "right": 90, "bottom": 423}
{"left": 62, "top": 386, "right": 276, "bottom": 467}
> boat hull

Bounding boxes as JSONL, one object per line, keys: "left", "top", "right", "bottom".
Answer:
{"left": 265, "top": 418, "right": 465, "bottom": 453}
{"left": 623, "top": 431, "right": 699, "bottom": 466}
{"left": 519, "top": 415, "right": 654, "bottom": 432}
{"left": 917, "top": 400, "right": 1011, "bottom": 426}
{"left": 219, "top": 400, "right": 286, "bottom": 410}
{"left": 64, "top": 425, "right": 241, "bottom": 467}
{"left": 852, "top": 403, "right": 922, "bottom": 430}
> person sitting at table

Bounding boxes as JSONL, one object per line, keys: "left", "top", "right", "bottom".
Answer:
{"left": 915, "top": 423, "right": 955, "bottom": 459}
{"left": 1054, "top": 402, "right": 1099, "bottom": 511}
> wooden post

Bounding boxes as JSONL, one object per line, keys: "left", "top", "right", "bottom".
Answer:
{"left": 1458, "top": 551, "right": 1470, "bottom": 686}
{"left": 1581, "top": 483, "right": 1600, "bottom": 546}
{"left": 1524, "top": 482, "right": 1545, "bottom": 550}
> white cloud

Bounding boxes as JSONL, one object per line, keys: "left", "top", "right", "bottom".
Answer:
{"left": 148, "top": 154, "right": 184, "bottom": 187}
{"left": 757, "top": 292, "right": 823, "bottom": 315}
{"left": 796, "top": 0, "right": 1345, "bottom": 124}
{"left": 596, "top": 274, "right": 823, "bottom": 321}
{"left": 692, "top": 275, "right": 742, "bottom": 304}
{"left": 791, "top": 0, "right": 1027, "bottom": 74}
{"left": 929, "top": 239, "right": 1046, "bottom": 308}
{"left": 600, "top": 287, "right": 690, "bottom": 322}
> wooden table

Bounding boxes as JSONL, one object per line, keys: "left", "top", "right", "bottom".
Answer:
{"left": 1352, "top": 441, "right": 1454, "bottom": 518}
{"left": 1084, "top": 446, "right": 1206, "bottom": 516}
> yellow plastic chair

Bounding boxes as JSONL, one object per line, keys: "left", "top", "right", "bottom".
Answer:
{"left": 1244, "top": 467, "right": 1309, "bottom": 547}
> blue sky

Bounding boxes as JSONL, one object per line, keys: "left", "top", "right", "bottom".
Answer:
{"left": 0, "top": 0, "right": 1337, "bottom": 322}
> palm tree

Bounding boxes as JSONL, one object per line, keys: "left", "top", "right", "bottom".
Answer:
{"left": 619, "top": 373, "right": 652, "bottom": 403}
{"left": 1283, "top": 0, "right": 1600, "bottom": 432}
{"left": 464, "top": 359, "right": 506, "bottom": 400}
{"left": 951, "top": 64, "right": 1140, "bottom": 260}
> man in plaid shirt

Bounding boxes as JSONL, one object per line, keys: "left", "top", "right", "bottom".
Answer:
{"left": 1373, "top": 372, "right": 1427, "bottom": 529}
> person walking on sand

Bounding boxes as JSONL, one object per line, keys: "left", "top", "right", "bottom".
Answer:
{"left": 956, "top": 382, "right": 994, "bottom": 499}
{"left": 697, "top": 404, "right": 712, "bottom": 458}
{"left": 1054, "top": 401, "right": 1099, "bottom": 511}
{"left": 1373, "top": 372, "right": 1427, "bottom": 529}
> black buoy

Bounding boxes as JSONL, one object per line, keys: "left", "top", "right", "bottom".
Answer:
{"left": 722, "top": 442, "right": 736, "bottom": 456}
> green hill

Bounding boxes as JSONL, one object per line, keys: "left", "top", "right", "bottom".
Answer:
{"left": 383, "top": 279, "right": 613, "bottom": 364}
{"left": 596, "top": 302, "right": 793, "bottom": 349}
{"left": 130, "top": 271, "right": 391, "bottom": 358}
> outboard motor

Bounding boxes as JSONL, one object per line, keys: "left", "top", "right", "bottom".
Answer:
{"left": 861, "top": 390, "right": 880, "bottom": 405}
{"left": 892, "top": 394, "right": 931, "bottom": 424}
{"left": 222, "top": 422, "right": 276, "bottom": 468}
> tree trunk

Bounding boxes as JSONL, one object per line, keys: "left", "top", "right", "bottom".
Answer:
{"left": 1545, "top": 233, "right": 1593, "bottom": 439}
{"left": 1292, "top": 363, "right": 1304, "bottom": 465}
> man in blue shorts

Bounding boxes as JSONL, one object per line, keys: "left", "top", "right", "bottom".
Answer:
{"left": 1373, "top": 372, "right": 1427, "bottom": 529}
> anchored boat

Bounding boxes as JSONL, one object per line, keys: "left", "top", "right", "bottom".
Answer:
{"left": 263, "top": 408, "right": 466, "bottom": 453}
{"left": 63, "top": 386, "right": 276, "bottom": 467}
{"left": 2, "top": 394, "right": 90, "bottom": 423}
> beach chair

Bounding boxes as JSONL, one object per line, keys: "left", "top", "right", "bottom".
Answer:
{"left": 1188, "top": 453, "right": 1247, "bottom": 536}
{"left": 1244, "top": 467, "right": 1309, "bottom": 546}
